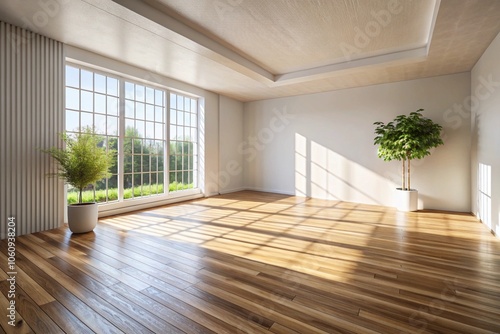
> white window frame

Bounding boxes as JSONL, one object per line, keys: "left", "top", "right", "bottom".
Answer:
{"left": 65, "top": 61, "right": 203, "bottom": 216}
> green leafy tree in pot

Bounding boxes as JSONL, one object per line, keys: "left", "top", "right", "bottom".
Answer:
{"left": 373, "top": 109, "right": 444, "bottom": 191}
{"left": 44, "top": 127, "right": 115, "bottom": 203}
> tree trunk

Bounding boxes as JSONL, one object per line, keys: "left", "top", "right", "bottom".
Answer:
{"left": 407, "top": 156, "right": 411, "bottom": 191}
{"left": 402, "top": 159, "right": 406, "bottom": 190}
{"left": 79, "top": 188, "right": 83, "bottom": 204}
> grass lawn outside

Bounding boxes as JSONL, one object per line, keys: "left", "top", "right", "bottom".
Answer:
{"left": 67, "top": 182, "right": 194, "bottom": 204}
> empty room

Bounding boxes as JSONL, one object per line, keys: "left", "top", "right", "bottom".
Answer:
{"left": 1, "top": 0, "right": 500, "bottom": 333}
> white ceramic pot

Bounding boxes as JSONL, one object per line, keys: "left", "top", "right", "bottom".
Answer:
{"left": 67, "top": 202, "right": 98, "bottom": 233}
{"left": 395, "top": 188, "right": 418, "bottom": 212}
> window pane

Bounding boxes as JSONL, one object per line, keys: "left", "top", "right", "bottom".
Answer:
{"left": 95, "top": 93, "right": 106, "bottom": 114}
{"left": 156, "top": 90, "right": 164, "bottom": 106}
{"left": 81, "top": 70, "right": 93, "bottom": 90}
{"left": 66, "top": 87, "right": 80, "bottom": 110}
{"left": 66, "top": 110, "right": 79, "bottom": 132}
{"left": 107, "top": 116, "right": 118, "bottom": 135}
{"left": 107, "top": 175, "right": 118, "bottom": 201}
{"left": 95, "top": 74, "right": 106, "bottom": 94}
{"left": 158, "top": 156, "right": 164, "bottom": 171}
{"left": 124, "top": 174, "right": 133, "bottom": 192}
{"left": 81, "top": 91, "right": 93, "bottom": 112}
{"left": 125, "top": 100, "right": 134, "bottom": 118}
{"left": 107, "top": 96, "right": 118, "bottom": 116}
{"left": 170, "top": 93, "right": 176, "bottom": 109}
{"left": 190, "top": 128, "right": 197, "bottom": 142}
{"left": 125, "top": 82, "right": 134, "bottom": 99}
{"left": 177, "top": 126, "right": 184, "bottom": 140}
{"left": 81, "top": 112, "right": 93, "bottom": 129}
{"left": 146, "top": 122, "right": 154, "bottom": 139}
{"left": 135, "top": 85, "right": 145, "bottom": 102}
{"left": 146, "top": 87, "right": 154, "bottom": 104}
{"left": 169, "top": 154, "right": 176, "bottom": 170}
{"left": 125, "top": 119, "right": 135, "bottom": 135}
{"left": 169, "top": 172, "right": 176, "bottom": 184}
{"left": 135, "top": 120, "right": 144, "bottom": 138}
{"left": 136, "top": 102, "right": 145, "bottom": 120}
{"left": 95, "top": 114, "right": 106, "bottom": 134}
{"left": 170, "top": 126, "right": 177, "bottom": 140}
{"left": 134, "top": 173, "right": 142, "bottom": 187}
{"left": 177, "top": 95, "right": 184, "bottom": 110}
{"left": 66, "top": 66, "right": 79, "bottom": 88}
{"left": 146, "top": 104, "right": 154, "bottom": 121}
{"left": 155, "top": 123, "right": 163, "bottom": 140}
{"left": 124, "top": 154, "right": 132, "bottom": 173}
{"left": 170, "top": 109, "right": 176, "bottom": 124}
{"left": 155, "top": 106, "right": 163, "bottom": 122}
{"left": 151, "top": 156, "right": 158, "bottom": 172}
{"left": 142, "top": 156, "right": 150, "bottom": 172}
{"left": 177, "top": 111, "right": 184, "bottom": 126}
{"left": 134, "top": 139, "right": 142, "bottom": 154}
{"left": 107, "top": 77, "right": 118, "bottom": 96}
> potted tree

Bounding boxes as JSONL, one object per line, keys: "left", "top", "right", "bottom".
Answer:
{"left": 44, "top": 127, "right": 114, "bottom": 233}
{"left": 374, "top": 109, "right": 443, "bottom": 211}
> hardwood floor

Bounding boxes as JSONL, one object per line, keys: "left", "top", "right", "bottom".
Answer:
{"left": 1, "top": 191, "right": 499, "bottom": 333}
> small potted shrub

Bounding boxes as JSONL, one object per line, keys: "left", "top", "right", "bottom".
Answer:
{"left": 44, "top": 127, "right": 114, "bottom": 233}
{"left": 374, "top": 109, "right": 443, "bottom": 211}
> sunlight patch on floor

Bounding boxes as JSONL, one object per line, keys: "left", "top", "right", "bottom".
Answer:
{"left": 98, "top": 193, "right": 483, "bottom": 284}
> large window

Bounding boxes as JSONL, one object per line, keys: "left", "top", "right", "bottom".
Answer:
{"left": 65, "top": 64, "right": 199, "bottom": 205}
{"left": 124, "top": 81, "right": 166, "bottom": 199}
{"left": 169, "top": 93, "right": 198, "bottom": 192}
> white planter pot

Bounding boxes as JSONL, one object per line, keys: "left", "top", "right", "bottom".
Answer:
{"left": 67, "top": 202, "right": 98, "bottom": 233}
{"left": 395, "top": 188, "right": 418, "bottom": 212}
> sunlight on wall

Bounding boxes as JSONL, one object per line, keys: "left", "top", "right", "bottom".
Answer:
{"left": 295, "top": 133, "right": 393, "bottom": 205}
{"left": 295, "top": 133, "right": 308, "bottom": 197}
{"left": 477, "top": 163, "right": 492, "bottom": 230}
{"left": 199, "top": 99, "right": 206, "bottom": 193}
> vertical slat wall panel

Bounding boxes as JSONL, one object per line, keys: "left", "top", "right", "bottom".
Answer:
{"left": 0, "top": 21, "right": 64, "bottom": 238}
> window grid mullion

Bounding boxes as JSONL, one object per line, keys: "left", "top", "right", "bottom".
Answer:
{"left": 118, "top": 78, "right": 125, "bottom": 202}
{"left": 166, "top": 90, "right": 170, "bottom": 194}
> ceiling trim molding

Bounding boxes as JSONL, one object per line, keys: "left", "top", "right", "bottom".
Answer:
{"left": 273, "top": 47, "right": 429, "bottom": 86}
{"left": 110, "top": 0, "right": 275, "bottom": 84}
{"left": 425, "top": 0, "right": 442, "bottom": 54}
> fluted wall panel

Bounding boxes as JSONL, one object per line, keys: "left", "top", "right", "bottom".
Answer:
{"left": 0, "top": 21, "right": 64, "bottom": 238}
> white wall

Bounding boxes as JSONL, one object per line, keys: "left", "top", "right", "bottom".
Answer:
{"left": 217, "top": 95, "right": 245, "bottom": 194}
{"left": 471, "top": 32, "right": 500, "bottom": 236}
{"left": 244, "top": 72, "right": 472, "bottom": 212}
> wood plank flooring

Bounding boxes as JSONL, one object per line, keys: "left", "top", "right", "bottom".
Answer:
{"left": 1, "top": 191, "right": 500, "bottom": 333}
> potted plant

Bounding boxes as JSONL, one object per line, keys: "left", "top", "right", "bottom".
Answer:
{"left": 373, "top": 109, "right": 443, "bottom": 211}
{"left": 44, "top": 127, "right": 115, "bottom": 233}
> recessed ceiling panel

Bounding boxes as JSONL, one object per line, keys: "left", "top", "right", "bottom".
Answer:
{"left": 145, "top": 0, "right": 438, "bottom": 74}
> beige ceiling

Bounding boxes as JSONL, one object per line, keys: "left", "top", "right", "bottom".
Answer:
{"left": 0, "top": 0, "right": 499, "bottom": 102}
